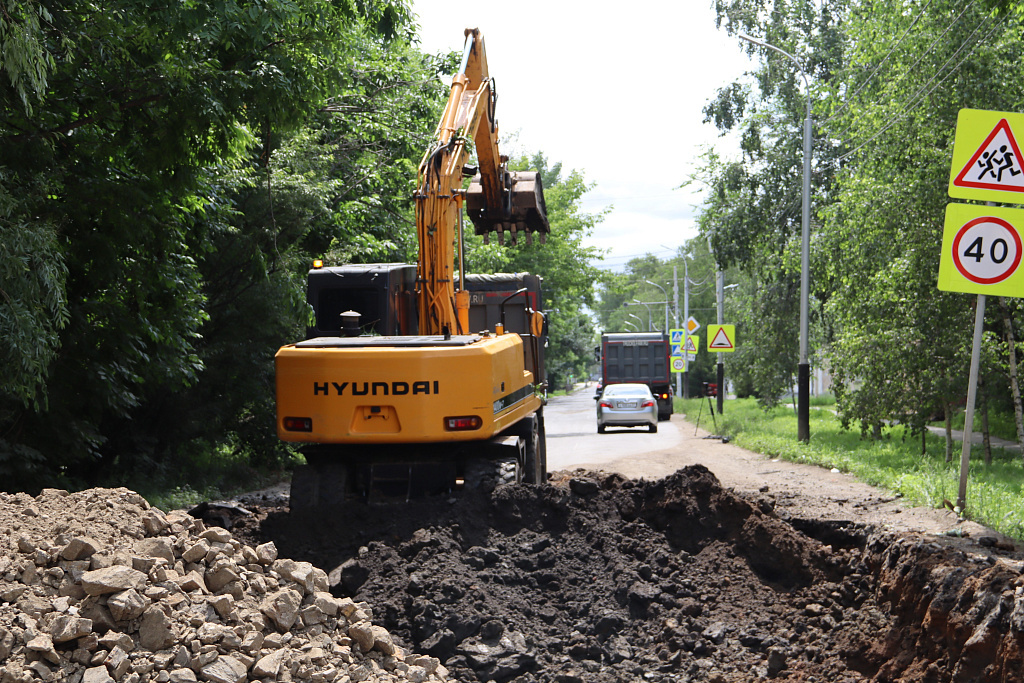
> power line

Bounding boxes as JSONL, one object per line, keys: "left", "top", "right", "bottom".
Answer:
{"left": 591, "top": 248, "right": 681, "bottom": 266}
{"left": 821, "top": 0, "right": 936, "bottom": 128}
{"left": 600, "top": 250, "right": 677, "bottom": 261}
{"left": 835, "top": 13, "right": 1004, "bottom": 164}
{"left": 830, "top": 0, "right": 975, "bottom": 143}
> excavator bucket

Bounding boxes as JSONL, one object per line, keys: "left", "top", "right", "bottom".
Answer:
{"left": 466, "top": 171, "right": 550, "bottom": 246}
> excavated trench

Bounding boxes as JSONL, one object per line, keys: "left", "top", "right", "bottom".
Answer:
{"left": 231, "top": 465, "right": 1024, "bottom": 682}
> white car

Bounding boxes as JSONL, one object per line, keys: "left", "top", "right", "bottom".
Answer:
{"left": 596, "top": 383, "right": 658, "bottom": 434}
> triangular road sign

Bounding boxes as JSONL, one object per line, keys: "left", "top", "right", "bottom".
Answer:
{"left": 707, "top": 325, "right": 736, "bottom": 352}
{"left": 683, "top": 336, "right": 697, "bottom": 353}
{"left": 952, "top": 118, "right": 1024, "bottom": 194}
{"left": 710, "top": 328, "right": 733, "bottom": 349}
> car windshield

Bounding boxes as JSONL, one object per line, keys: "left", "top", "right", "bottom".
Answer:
{"left": 604, "top": 385, "right": 651, "bottom": 398}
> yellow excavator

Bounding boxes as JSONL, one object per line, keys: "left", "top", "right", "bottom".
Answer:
{"left": 275, "top": 29, "right": 551, "bottom": 506}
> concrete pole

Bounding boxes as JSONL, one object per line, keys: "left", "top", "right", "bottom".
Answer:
{"left": 716, "top": 269, "right": 724, "bottom": 415}
{"left": 739, "top": 33, "right": 812, "bottom": 443}
{"left": 673, "top": 265, "right": 681, "bottom": 398}
{"left": 797, "top": 111, "right": 812, "bottom": 443}
{"left": 683, "top": 260, "right": 690, "bottom": 399}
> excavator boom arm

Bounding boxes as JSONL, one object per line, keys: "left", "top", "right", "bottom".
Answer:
{"left": 415, "top": 28, "right": 549, "bottom": 336}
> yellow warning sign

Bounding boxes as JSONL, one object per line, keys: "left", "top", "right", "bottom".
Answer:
{"left": 707, "top": 325, "right": 736, "bottom": 352}
{"left": 949, "top": 109, "right": 1024, "bottom": 204}
{"left": 939, "top": 203, "right": 1024, "bottom": 297}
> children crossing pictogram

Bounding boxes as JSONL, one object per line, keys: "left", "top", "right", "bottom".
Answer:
{"left": 952, "top": 118, "right": 1024, "bottom": 194}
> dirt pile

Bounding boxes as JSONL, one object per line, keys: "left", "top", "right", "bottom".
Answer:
{"left": 249, "top": 466, "right": 1024, "bottom": 683}
{"left": 3, "top": 468, "right": 1024, "bottom": 683}
{"left": 0, "top": 488, "right": 448, "bottom": 683}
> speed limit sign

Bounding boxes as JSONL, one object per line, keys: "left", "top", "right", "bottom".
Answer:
{"left": 939, "top": 203, "right": 1024, "bottom": 296}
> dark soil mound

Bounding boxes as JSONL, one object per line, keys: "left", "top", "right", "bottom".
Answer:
{"left": 243, "top": 467, "right": 866, "bottom": 680}
{"left": 233, "top": 465, "right": 1024, "bottom": 682}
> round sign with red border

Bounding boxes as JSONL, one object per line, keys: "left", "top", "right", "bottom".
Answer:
{"left": 950, "top": 216, "right": 1022, "bottom": 284}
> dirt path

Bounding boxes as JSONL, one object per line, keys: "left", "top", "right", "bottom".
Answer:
{"left": 558, "top": 404, "right": 1011, "bottom": 549}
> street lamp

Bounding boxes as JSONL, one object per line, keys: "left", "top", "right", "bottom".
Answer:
{"left": 623, "top": 320, "right": 638, "bottom": 332}
{"left": 644, "top": 280, "right": 671, "bottom": 333}
{"left": 627, "top": 313, "right": 643, "bottom": 331}
{"left": 631, "top": 300, "right": 653, "bottom": 331}
{"left": 739, "top": 33, "right": 812, "bottom": 443}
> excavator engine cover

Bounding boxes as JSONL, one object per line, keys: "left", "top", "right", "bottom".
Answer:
{"left": 466, "top": 171, "right": 550, "bottom": 244}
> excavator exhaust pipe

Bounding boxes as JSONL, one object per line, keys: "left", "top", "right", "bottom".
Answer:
{"left": 466, "top": 171, "right": 550, "bottom": 244}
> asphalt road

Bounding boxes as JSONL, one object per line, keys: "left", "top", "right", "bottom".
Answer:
{"left": 544, "top": 386, "right": 686, "bottom": 471}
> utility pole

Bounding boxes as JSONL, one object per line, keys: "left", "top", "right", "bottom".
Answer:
{"left": 739, "top": 33, "right": 812, "bottom": 443}
{"left": 716, "top": 268, "right": 724, "bottom": 414}
{"left": 683, "top": 260, "right": 690, "bottom": 399}
{"left": 673, "top": 266, "right": 681, "bottom": 399}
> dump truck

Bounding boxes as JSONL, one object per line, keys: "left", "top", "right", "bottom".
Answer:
{"left": 598, "top": 332, "right": 674, "bottom": 420}
{"left": 275, "top": 29, "right": 550, "bottom": 506}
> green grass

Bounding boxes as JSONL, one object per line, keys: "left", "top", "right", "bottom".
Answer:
{"left": 677, "top": 396, "right": 1024, "bottom": 541}
{"left": 809, "top": 394, "right": 836, "bottom": 407}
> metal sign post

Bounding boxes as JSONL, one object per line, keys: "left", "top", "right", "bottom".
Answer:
{"left": 957, "top": 294, "right": 986, "bottom": 510}
{"left": 944, "top": 107, "right": 1024, "bottom": 512}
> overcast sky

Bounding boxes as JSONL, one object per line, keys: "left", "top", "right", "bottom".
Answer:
{"left": 410, "top": 2, "right": 752, "bottom": 272}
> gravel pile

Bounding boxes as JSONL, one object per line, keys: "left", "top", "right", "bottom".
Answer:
{"left": 0, "top": 488, "right": 447, "bottom": 683}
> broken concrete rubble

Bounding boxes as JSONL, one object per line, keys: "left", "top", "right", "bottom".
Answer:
{"left": 0, "top": 488, "right": 448, "bottom": 683}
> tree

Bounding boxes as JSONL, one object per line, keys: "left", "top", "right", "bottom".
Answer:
{"left": 0, "top": 0, "right": 415, "bottom": 489}
{"left": 0, "top": 172, "right": 67, "bottom": 411}
{"left": 156, "top": 35, "right": 452, "bottom": 469}
{"left": 820, "top": 0, "right": 1024, "bottom": 447}
{"left": 697, "top": 0, "right": 847, "bottom": 405}
{"left": 696, "top": 0, "right": 1024, "bottom": 461}
{"left": 0, "top": 0, "right": 65, "bottom": 115}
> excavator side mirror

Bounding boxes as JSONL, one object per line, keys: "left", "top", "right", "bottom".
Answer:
{"left": 530, "top": 310, "right": 545, "bottom": 338}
